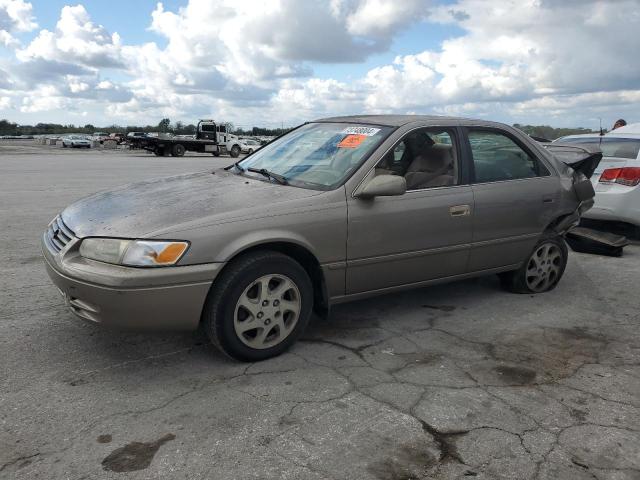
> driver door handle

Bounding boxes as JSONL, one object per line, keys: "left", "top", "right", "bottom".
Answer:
{"left": 449, "top": 204, "right": 471, "bottom": 217}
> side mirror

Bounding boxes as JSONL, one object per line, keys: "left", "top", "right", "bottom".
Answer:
{"left": 356, "top": 174, "right": 406, "bottom": 198}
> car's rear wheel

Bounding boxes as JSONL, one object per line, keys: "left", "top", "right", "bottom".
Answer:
{"left": 202, "top": 251, "right": 313, "bottom": 361}
{"left": 500, "top": 232, "right": 568, "bottom": 293}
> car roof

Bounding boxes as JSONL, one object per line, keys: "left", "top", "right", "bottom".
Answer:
{"left": 559, "top": 133, "right": 600, "bottom": 138}
{"left": 608, "top": 122, "right": 640, "bottom": 135}
{"left": 313, "top": 114, "right": 503, "bottom": 128}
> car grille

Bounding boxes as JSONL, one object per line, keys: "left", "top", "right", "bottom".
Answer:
{"left": 45, "top": 215, "right": 75, "bottom": 252}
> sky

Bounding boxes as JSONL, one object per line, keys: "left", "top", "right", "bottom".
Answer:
{"left": 0, "top": 0, "right": 639, "bottom": 129}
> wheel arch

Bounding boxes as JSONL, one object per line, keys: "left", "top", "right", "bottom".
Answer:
{"left": 209, "top": 240, "right": 329, "bottom": 316}
{"left": 543, "top": 210, "right": 580, "bottom": 235}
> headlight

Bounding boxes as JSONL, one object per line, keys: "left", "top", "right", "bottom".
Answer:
{"left": 79, "top": 238, "right": 189, "bottom": 267}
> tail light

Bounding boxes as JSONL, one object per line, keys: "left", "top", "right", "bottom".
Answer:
{"left": 599, "top": 167, "right": 640, "bottom": 187}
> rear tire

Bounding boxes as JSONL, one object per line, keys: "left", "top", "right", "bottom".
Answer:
{"left": 171, "top": 144, "right": 185, "bottom": 157}
{"left": 202, "top": 251, "right": 313, "bottom": 362}
{"left": 230, "top": 145, "right": 241, "bottom": 158}
{"left": 500, "top": 232, "right": 568, "bottom": 294}
{"left": 212, "top": 151, "right": 221, "bottom": 157}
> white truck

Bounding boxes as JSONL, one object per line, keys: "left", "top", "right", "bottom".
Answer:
{"left": 134, "top": 120, "right": 245, "bottom": 157}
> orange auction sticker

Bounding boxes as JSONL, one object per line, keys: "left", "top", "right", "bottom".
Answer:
{"left": 338, "top": 134, "right": 367, "bottom": 148}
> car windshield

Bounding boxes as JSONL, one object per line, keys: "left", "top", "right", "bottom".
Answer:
{"left": 235, "top": 122, "right": 392, "bottom": 189}
{"left": 557, "top": 136, "right": 640, "bottom": 159}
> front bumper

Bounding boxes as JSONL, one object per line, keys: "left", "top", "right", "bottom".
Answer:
{"left": 42, "top": 234, "right": 223, "bottom": 331}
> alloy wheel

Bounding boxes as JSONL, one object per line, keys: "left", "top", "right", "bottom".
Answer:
{"left": 233, "top": 274, "right": 301, "bottom": 349}
{"left": 525, "top": 242, "right": 563, "bottom": 292}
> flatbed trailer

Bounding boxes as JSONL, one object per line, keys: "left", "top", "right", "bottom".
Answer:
{"left": 141, "top": 136, "right": 228, "bottom": 157}
{"left": 131, "top": 120, "right": 242, "bottom": 157}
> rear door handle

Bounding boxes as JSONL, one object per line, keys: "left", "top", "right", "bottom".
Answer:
{"left": 542, "top": 195, "right": 555, "bottom": 204}
{"left": 449, "top": 204, "right": 471, "bottom": 217}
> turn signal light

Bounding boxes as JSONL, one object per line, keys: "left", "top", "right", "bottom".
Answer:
{"left": 599, "top": 167, "right": 640, "bottom": 187}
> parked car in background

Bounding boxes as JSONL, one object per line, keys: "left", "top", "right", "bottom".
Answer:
{"left": 109, "top": 133, "right": 126, "bottom": 144}
{"left": 43, "top": 115, "right": 597, "bottom": 361}
{"left": 126, "top": 131, "right": 147, "bottom": 139}
{"left": 240, "top": 138, "right": 262, "bottom": 154}
{"left": 62, "top": 135, "right": 91, "bottom": 148}
{"left": 91, "top": 132, "right": 110, "bottom": 144}
{"left": 554, "top": 129, "right": 640, "bottom": 228}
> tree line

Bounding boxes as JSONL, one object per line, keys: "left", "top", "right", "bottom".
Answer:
{"left": 0, "top": 118, "right": 292, "bottom": 137}
{"left": 1, "top": 117, "right": 598, "bottom": 140}
{"left": 512, "top": 124, "right": 598, "bottom": 140}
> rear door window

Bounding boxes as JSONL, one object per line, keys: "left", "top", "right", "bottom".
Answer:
{"left": 468, "top": 130, "right": 549, "bottom": 183}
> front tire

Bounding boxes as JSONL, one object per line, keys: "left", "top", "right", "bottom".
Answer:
{"left": 202, "top": 251, "right": 313, "bottom": 361}
{"left": 500, "top": 232, "right": 568, "bottom": 293}
{"left": 230, "top": 144, "right": 241, "bottom": 158}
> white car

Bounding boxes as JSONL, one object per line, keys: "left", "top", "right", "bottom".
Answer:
{"left": 240, "top": 138, "right": 262, "bottom": 154}
{"left": 62, "top": 135, "right": 92, "bottom": 148}
{"left": 555, "top": 127, "right": 640, "bottom": 227}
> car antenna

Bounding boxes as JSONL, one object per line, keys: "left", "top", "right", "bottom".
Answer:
{"left": 598, "top": 118, "right": 604, "bottom": 147}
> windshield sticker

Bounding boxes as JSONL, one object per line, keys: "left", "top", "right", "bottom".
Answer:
{"left": 338, "top": 134, "right": 367, "bottom": 148}
{"left": 341, "top": 126, "right": 381, "bottom": 136}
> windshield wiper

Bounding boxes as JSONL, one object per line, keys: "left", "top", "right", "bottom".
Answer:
{"left": 247, "top": 167, "right": 288, "bottom": 185}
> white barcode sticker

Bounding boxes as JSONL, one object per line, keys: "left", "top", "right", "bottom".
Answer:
{"left": 341, "top": 126, "right": 381, "bottom": 136}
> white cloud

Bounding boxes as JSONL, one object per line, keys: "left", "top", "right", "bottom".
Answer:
{"left": 344, "top": 0, "right": 426, "bottom": 37}
{"left": 0, "top": 0, "right": 36, "bottom": 46}
{"left": 0, "top": 95, "right": 11, "bottom": 109}
{"left": 67, "top": 76, "right": 89, "bottom": 93}
{"left": 18, "top": 5, "right": 123, "bottom": 68}
{"left": 2, "top": 0, "right": 640, "bottom": 129}
{"left": 19, "top": 85, "right": 67, "bottom": 113}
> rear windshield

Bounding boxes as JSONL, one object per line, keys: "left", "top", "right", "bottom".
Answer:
{"left": 557, "top": 137, "right": 640, "bottom": 159}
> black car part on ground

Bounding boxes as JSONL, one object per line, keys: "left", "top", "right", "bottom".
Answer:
{"left": 566, "top": 226, "right": 629, "bottom": 257}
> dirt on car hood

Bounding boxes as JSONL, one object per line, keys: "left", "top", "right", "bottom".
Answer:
{"left": 61, "top": 168, "right": 323, "bottom": 238}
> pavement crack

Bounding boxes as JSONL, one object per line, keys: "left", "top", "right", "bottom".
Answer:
{"left": 0, "top": 453, "right": 40, "bottom": 472}
{"left": 418, "top": 420, "right": 467, "bottom": 464}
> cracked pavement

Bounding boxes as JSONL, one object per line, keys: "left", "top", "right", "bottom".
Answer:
{"left": 1, "top": 144, "right": 639, "bottom": 479}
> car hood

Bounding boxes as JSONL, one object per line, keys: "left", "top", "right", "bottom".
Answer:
{"left": 61, "top": 169, "right": 323, "bottom": 238}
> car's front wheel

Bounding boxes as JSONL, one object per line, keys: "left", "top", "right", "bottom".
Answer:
{"left": 500, "top": 232, "right": 568, "bottom": 293}
{"left": 202, "top": 251, "right": 313, "bottom": 361}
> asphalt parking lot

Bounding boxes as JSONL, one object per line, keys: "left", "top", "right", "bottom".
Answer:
{"left": 1, "top": 140, "right": 639, "bottom": 480}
